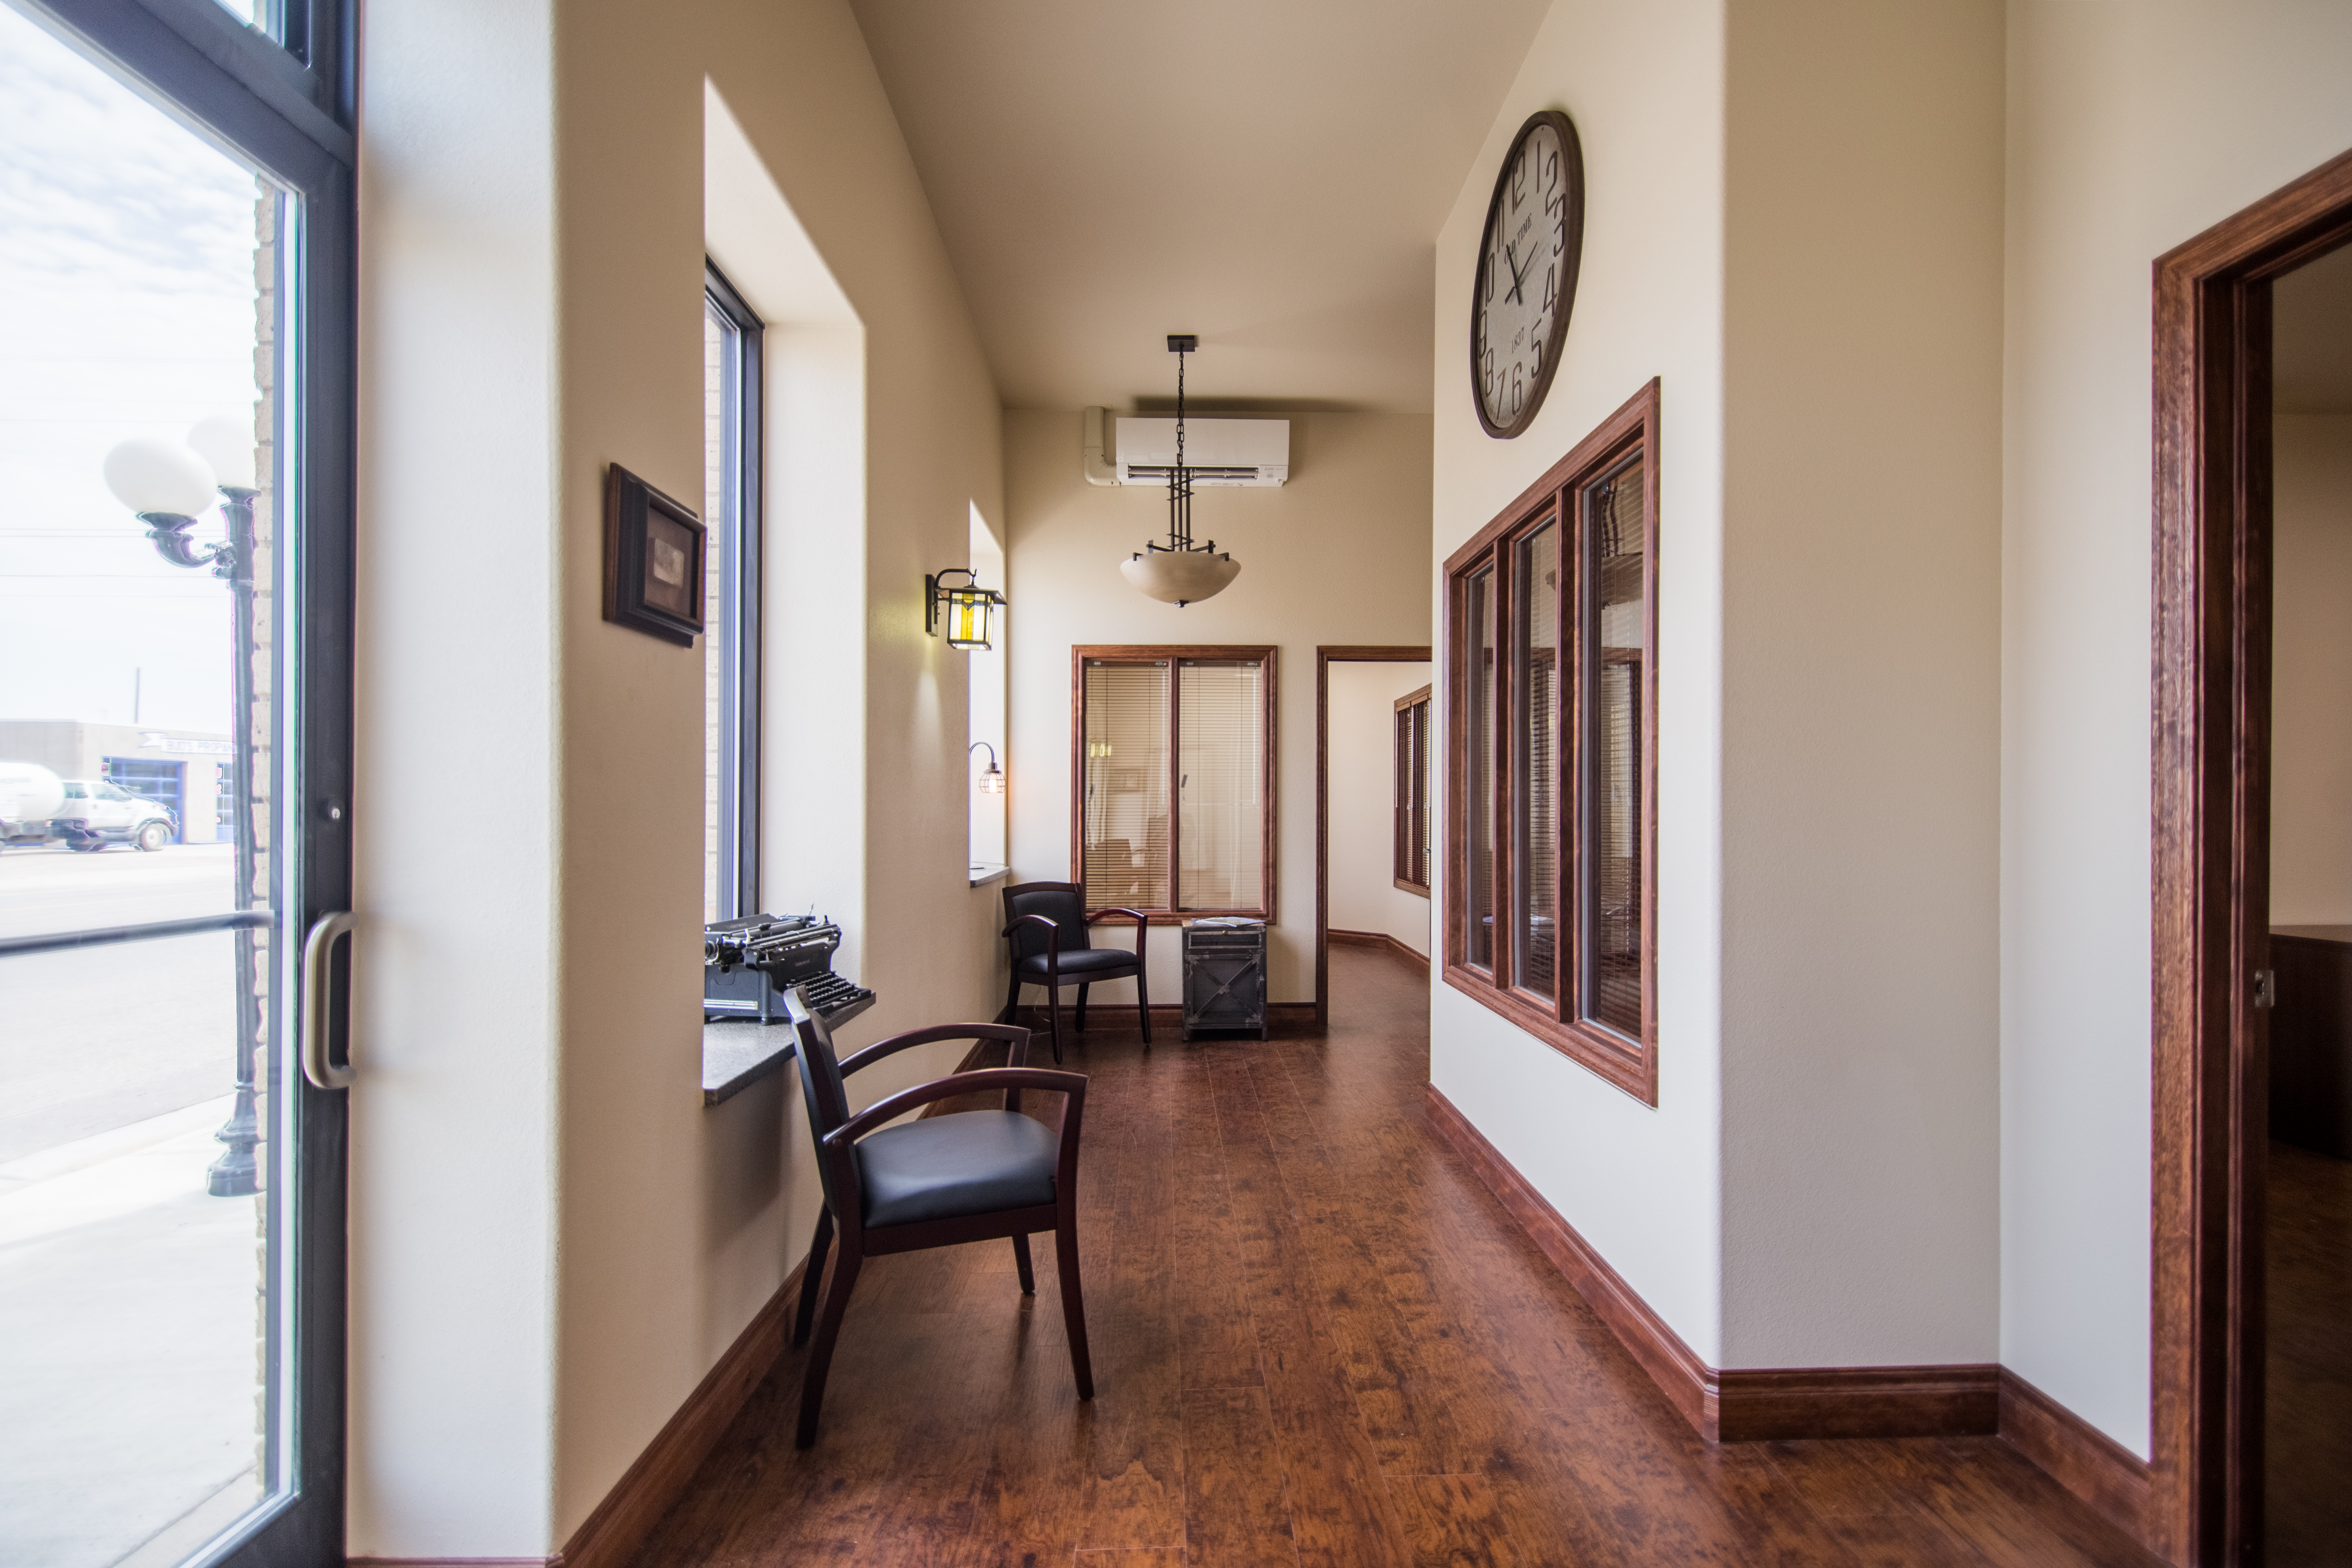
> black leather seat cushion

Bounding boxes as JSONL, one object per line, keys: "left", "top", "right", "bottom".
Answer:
{"left": 857, "top": 1110, "right": 1057, "bottom": 1228}
{"left": 1014, "top": 947, "right": 1140, "bottom": 980}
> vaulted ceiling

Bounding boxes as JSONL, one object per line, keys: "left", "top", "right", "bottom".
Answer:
{"left": 849, "top": 0, "right": 1553, "bottom": 414}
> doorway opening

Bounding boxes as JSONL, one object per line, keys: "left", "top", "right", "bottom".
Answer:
{"left": 2150, "top": 146, "right": 2352, "bottom": 1568}
{"left": 1314, "top": 645, "right": 1432, "bottom": 1031}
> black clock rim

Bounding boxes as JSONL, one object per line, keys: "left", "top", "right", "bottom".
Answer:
{"left": 1470, "top": 109, "right": 1586, "bottom": 440}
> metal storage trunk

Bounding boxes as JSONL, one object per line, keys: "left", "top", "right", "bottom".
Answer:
{"left": 1181, "top": 920, "right": 1267, "bottom": 1040}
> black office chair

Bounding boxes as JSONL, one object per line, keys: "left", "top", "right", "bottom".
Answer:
{"left": 1000, "top": 880, "right": 1150, "bottom": 1063}
{"left": 784, "top": 990, "right": 1093, "bottom": 1448}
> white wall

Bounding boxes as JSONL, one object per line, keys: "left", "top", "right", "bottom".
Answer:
{"left": 1325, "top": 660, "right": 1431, "bottom": 954}
{"left": 351, "top": 0, "right": 1007, "bottom": 1555}
{"left": 2271, "top": 415, "right": 2352, "bottom": 926}
{"left": 1004, "top": 409, "right": 1432, "bottom": 1005}
{"left": 1430, "top": 0, "right": 1730, "bottom": 1367}
{"left": 2000, "top": 0, "right": 2352, "bottom": 1455}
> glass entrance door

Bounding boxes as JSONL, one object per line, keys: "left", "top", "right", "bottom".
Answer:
{"left": 0, "top": 3, "right": 352, "bottom": 1565}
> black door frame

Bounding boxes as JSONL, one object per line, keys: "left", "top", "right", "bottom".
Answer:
{"left": 8, "top": 3, "right": 358, "bottom": 1564}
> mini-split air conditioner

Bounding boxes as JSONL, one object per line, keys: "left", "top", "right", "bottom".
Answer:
{"left": 1082, "top": 408, "right": 1289, "bottom": 487}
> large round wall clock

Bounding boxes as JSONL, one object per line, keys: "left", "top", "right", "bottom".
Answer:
{"left": 1471, "top": 109, "right": 1585, "bottom": 438}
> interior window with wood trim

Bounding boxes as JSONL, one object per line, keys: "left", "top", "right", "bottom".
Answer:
{"left": 1443, "top": 381, "right": 1658, "bottom": 1102}
{"left": 1073, "top": 646, "right": 1276, "bottom": 921}
{"left": 1394, "top": 684, "right": 1432, "bottom": 895}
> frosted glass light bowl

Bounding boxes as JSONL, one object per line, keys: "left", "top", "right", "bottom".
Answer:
{"left": 1120, "top": 548, "right": 1239, "bottom": 606}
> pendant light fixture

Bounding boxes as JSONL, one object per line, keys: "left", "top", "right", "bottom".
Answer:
{"left": 1120, "top": 335, "right": 1240, "bottom": 606}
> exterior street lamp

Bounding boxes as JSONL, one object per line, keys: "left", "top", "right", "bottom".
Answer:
{"left": 101, "top": 420, "right": 265, "bottom": 1199}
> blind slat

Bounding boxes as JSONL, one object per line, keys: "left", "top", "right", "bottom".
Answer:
{"left": 1082, "top": 662, "right": 1171, "bottom": 909}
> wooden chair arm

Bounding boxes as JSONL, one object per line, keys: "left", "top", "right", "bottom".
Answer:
{"left": 1002, "top": 912, "right": 1061, "bottom": 961}
{"left": 823, "top": 1067, "right": 1088, "bottom": 1147}
{"left": 1084, "top": 907, "right": 1149, "bottom": 963}
{"left": 839, "top": 1022, "right": 1031, "bottom": 1078}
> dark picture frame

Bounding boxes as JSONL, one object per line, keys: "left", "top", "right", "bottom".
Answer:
{"left": 603, "top": 462, "right": 706, "bottom": 646}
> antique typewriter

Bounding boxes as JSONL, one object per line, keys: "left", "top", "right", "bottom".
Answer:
{"left": 703, "top": 914, "right": 876, "bottom": 1027}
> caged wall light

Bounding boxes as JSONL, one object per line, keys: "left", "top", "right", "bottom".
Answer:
{"left": 926, "top": 566, "right": 1006, "bottom": 651}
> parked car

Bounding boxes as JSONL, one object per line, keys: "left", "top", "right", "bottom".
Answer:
{"left": 53, "top": 778, "right": 177, "bottom": 853}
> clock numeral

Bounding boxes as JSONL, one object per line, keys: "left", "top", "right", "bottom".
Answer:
{"left": 1543, "top": 264, "right": 1556, "bottom": 311}
{"left": 1510, "top": 151, "right": 1526, "bottom": 208}
{"left": 1531, "top": 338, "right": 1543, "bottom": 378}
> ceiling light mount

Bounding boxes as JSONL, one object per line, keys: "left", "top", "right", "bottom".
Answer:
{"left": 1120, "top": 335, "right": 1240, "bottom": 607}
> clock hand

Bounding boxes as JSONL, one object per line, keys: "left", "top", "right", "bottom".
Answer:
{"left": 1504, "top": 242, "right": 1533, "bottom": 304}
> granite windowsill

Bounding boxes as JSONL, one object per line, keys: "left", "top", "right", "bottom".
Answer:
{"left": 703, "top": 1020, "right": 795, "bottom": 1105}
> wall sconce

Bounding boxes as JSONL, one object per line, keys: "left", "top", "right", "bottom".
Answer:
{"left": 926, "top": 567, "right": 1006, "bottom": 651}
{"left": 969, "top": 740, "right": 1006, "bottom": 795}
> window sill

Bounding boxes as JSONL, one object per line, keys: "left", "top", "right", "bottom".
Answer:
{"left": 1441, "top": 962, "right": 1656, "bottom": 1106}
{"left": 703, "top": 1019, "right": 795, "bottom": 1106}
{"left": 969, "top": 862, "right": 1010, "bottom": 888}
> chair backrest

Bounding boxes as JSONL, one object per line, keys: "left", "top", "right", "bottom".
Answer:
{"left": 1003, "top": 881, "right": 1088, "bottom": 962}
{"left": 785, "top": 988, "right": 852, "bottom": 1213}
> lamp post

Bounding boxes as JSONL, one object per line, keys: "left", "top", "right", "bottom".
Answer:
{"left": 101, "top": 422, "right": 264, "bottom": 1199}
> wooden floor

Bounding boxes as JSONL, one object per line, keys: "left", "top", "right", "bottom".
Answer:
{"left": 630, "top": 947, "right": 2162, "bottom": 1567}
{"left": 2266, "top": 1138, "right": 2352, "bottom": 1568}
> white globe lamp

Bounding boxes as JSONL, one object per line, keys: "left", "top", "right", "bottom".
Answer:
{"left": 186, "top": 415, "right": 258, "bottom": 492}
{"left": 102, "top": 436, "right": 218, "bottom": 520}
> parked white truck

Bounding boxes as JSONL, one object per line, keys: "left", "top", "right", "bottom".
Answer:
{"left": 0, "top": 761, "right": 176, "bottom": 852}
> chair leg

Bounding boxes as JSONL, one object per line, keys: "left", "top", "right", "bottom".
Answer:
{"left": 1054, "top": 1209, "right": 1095, "bottom": 1400}
{"left": 792, "top": 1206, "right": 834, "bottom": 1348}
{"left": 1046, "top": 984, "right": 1063, "bottom": 1064}
{"left": 1010, "top": 1231, "right": 1036, "bottom": 1295}
{"left": 1076, "top": 982, "right": 1090, "bottom": 1031}
{"left": 1005, "top": 970, "right": 1022, "bottom": 1026}
{"left": 1135, "top": 963, "right": 1151, "bottom": 1045}
{"left": 795, "top": 1248, "right": 863, "bottom": 1449}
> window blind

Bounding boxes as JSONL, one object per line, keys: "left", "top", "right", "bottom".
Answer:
{"left": 1082, "top": 661, "right": 1171, "bottom": 910}
{"left": 1177, "top": 659, "right": 1264, "bottom": 910}
{"left": 1467, "top": 567, "right": 1498, "bottom": 968}
{"left": 1515, "top": 519, "right": 1560, "bottom": 999}
{"left": 1394, "top": 696, "right": 1431, "bottom": 890}
{"left": 1582, "top": 455, "right": 1645, "bottom": 1036}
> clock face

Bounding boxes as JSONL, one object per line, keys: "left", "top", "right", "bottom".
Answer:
{"left": 1473, "top": 112, "right": 1583, "bottom": 438}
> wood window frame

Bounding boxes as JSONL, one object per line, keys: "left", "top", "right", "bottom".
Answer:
{"left": 1069, "top": 645, "right": 1278, "bottom": 925}
{"left": 1442, "top": 379, "right": 1660, "bottom": 1104}
{"left": 1394, "top": 685, "right": 1433, "bottom": 895}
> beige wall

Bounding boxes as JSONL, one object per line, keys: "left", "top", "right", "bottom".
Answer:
{"left": 1716, "top": 0, "right": 2004, "bottom": 1370}
{"left": 1003, "top": 409, "right": 1432, "bottom": 1005}
{"left": 1324, "top": 661, "right": 1431, "bottom": 954}
{"left": 352, "top": 0, "right": 1005, "bottom": 1554}
{"left": 2000, "top": 0, "right": 2352, "bottom": 1455}
{"left": 2270, "top": 414, "right": 2352, "bottom": 926}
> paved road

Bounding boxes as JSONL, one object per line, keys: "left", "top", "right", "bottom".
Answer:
{"left": 0, "top": 844, "right": 247, "bottom": 1164}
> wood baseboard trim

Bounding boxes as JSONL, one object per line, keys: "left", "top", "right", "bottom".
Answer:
{"left": 1326, "top": 928, "right": 1432, "bottom": 978}
{"left": 1010, "top": 1002, "right": 1321, "bottom": 1037}
{"left": 1423, "top": 1083, "right": 1998, "bottom": 1443}
{"left": 545, "top": 1254, "right": 808, "bottom": 1568}
{"left": 1997, "top": 1369, "right": 2153, "bottom": 1546}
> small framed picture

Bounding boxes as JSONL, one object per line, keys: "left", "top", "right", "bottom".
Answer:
{"left": 603, "top": 463, "right": 705, "bottom": 646}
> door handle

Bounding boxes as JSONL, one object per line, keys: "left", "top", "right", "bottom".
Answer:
{"left": 301, "top": 911, "right": 357, "bottom": 1090}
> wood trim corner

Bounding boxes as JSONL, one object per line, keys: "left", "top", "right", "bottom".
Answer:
{"left": 2000, "top": 1369, "right": 2155, "bottom": 1548}
{"left": 1326, "top": 927, "right": 1431, "bottom": 978}
{"left": 1425, "top": 1083, "right": 2000, "bottom": 1444}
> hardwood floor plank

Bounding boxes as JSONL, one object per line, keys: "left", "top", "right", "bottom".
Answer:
{"left": 621, "top": 950, "right": 2172, "bottom": 1568}
{"left": 1180, "top": 1384, "right": 1302, "bottom": 1568}
{"left": 1202, "top": 1047, "right": 1412, "bottom": 1568}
